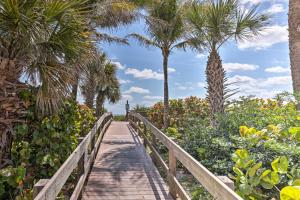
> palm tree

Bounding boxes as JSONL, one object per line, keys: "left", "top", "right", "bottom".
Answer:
{"left": 81, "top": 53, "right": 107, "bottom": 109}
{"left": 185, "top": 0, "right": 268, "bottom": 127}
{"left": 71, "top": 0, "right": 143, "bottom": 100}
{"left": 95, "top": 63, "right": 121, "bottom": 117}
{"left": 0, "top": 0, "right": 91, "bottom": 167}
{"left": 128, "top": 0, "right": 188, "bottom": 130}
{"left": 81, "top": 53, "right": 121, "bottom": 117}
{"left": 289, "top": 0, "right": 300, "bottom": 110}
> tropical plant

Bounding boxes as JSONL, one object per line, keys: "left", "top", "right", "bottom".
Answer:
{"left": 231, "top": 149, "right": 300, "bottom": 200}
{"left": 128, "top": 0, "right": 188, "bottom": 130}
{"left": 81, "top": 52, "right": 121, "bottom": 117}
{"left": 288, "top": 0, "right": 300, "bottom": 110}
{"left": 95, "top": 62, "right": 121, "bottom": 117}
{"left": 81, "top": 53, "right": 106, "bottom": 108}
{"left": 0, "top": 0, "right": 91, "bottom": 168}
{"left": 185, "top": 0, "right": 268, "bottom": 126}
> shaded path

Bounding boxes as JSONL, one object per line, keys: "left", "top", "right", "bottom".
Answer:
{"left": 82, "top": 121, "right": 173, "bottom": 200}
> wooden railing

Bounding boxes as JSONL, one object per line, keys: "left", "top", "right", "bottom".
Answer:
{"left": 128, "top": 112, "right": 242, "bottom": 200}
{"left": 33, "top": 112, "right": 113, "bottom": 200}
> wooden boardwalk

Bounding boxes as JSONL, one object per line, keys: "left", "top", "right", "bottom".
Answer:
{"left": 82, "top": 121, "right": 173, "bottom": 200}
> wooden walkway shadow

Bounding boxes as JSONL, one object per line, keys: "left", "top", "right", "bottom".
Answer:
{"left": 82, "top": 121, "right": 173, "bottom": 200}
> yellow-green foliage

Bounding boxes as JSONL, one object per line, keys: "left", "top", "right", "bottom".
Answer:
{"left": 231, "top": 149, "right": 300, "bottom": 200}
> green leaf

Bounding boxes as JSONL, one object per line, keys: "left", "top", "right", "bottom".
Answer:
{"left": 260, "top": 170, "right": 279, "bottom": 186}
{"left": 271, "top": 156, "right": 288, "bottom": 174}
{"left": 292, "top": 179, "right": 300, "bottom": 186}
{"left": 248, "top": 162, "right": 262, "bottom": 177}
{"left": 233, "top": 167, "right": 244, "bottom": 177}
{"left": 280, "top": 186, "right": 300, "bottom": 200}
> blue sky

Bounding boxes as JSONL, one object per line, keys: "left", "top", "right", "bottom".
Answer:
{"left": 84, "top": 0, "right": 291, "bottom": 114}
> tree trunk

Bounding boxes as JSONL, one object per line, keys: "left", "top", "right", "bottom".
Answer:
{"left": 96, "top": 93, "right": 105, "bottom": 118}
{"left": 206, "top": 49, "right": 225, "bottom": 128}
{"left": 71, "top": 73, "right": 79, "bottom": 101}
{"left": 0, "top": 57, "right": 27, "bottom": 169}
{"left": 289, "top": 0, "right": 300, "bottom": 110}
{"left": 162, "top": 53, "right": 169, "bottom": 130}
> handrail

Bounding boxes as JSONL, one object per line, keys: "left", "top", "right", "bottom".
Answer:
{"left": 33, "top": 112, "right": 113, "bottom": 200}
{"left": 128, "top": 112, "right": 242, "bottom": 200}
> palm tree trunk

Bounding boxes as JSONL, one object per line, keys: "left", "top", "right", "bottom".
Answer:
{"left": 0, "top": 57, "right": 27, "bottom": 168}
{"left": 163, "top": 53, "right": 169, "bottom": 130}
{"left": 71, "top": 73, "right": 79, "bottom": 101}
{"left": 289, "top": 0, "right": 300, "bottom": 110}
{"left": 206, "top": 49, "right": 225, "bottom": 127}
{"left": 96, "top": 93, "right": 105, "bottom": 118}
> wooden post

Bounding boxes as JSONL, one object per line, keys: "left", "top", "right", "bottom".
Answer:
{"left": 168, "top": 149, "right": 177, "bottom": 199}
{"left": 152, "top": 134, "right": 157, "bottom": 149}
{"left": 143, "top": 123, "right": 147, "bottom": 148}
{"left": 217, "top": 176, "right": 235, "bottom": 190}
{"left": 33, "top": 179, "right": 49, "bottom": 198}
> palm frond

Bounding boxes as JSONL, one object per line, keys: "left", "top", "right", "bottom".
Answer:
{"left": 127, "top": 33, "right": 159, "bottom": 48}
{"left": 95, "top": 32, "right": 129, "bottom": 45}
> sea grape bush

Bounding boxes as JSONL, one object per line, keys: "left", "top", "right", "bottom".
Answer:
{"left": 143, "top": 95, "right": 299, "bottom": 199}
{"left": 0, "top": 100, "right": 96, "bottom": 199}
{"left": 231, "top": 149, "right": 300, "bottom": 200}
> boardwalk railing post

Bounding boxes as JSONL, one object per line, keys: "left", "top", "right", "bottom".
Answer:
{"left": 168, "top": 149, "right": 177, "bottom": 199}
{"left": 143, "top": 123, "right": 147, "bottom": 148}
{"left": 33, "top": 179, "right": 49, "bottom": 198}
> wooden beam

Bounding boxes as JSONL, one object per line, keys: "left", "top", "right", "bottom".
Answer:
{"left": 129, "top": 113, "right": 243, "bottom": 200}
{"left": 33, "top": 179, "right": 49, "bottom": 198}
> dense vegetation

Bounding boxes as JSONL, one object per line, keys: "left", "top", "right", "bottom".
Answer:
{"left": 0, "top": 89, "right": 95, "bottom": 199}
{"left": 135, "top": 94, "right": 300, "bottom": 199}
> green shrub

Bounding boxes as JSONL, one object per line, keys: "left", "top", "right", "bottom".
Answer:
{"left": 0, "top": 101, "right": 96, "bottom": 199}
{"left": 114, "top": 115, "right": 126, "bottom": 121}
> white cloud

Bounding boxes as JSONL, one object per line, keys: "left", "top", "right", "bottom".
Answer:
{"left": 228, "top": 75, "right": 292, "bottom": 98}
{"left": 112, "top": 61, "right": 126, "bottom": 70}
{"left": 125, "top": 67, "right": 175, "bottom": 80}
{"left": 237, "top": 25, "right": 288, "bottom": 50}
{"left": 266, "top": 4, "right": 285, "bottom": 14}
{"left": 143, "top": 95, "right": 163, "bottom": 100}
{"left": 125, "top": 68, "right": 163, "bottom": 80}
{"left": 123, "top": 86, "right": 150, "bottom": 94}
{"left": 122, "top": 94, "right": 133, "bottom": 101}
{"left": 119, "top": 79, "right": 131, "bottom": 84}
{"left": 265, "top": 66, "right": 290, "bottom": 73}
{"left": 168, "top": 67, "right": 176, "bottom": 73}
{"left": 223, "top": 63, "right": 259, "bottom": 72}
{"left": 261, "top": 76, "right": 291, "bottom": 86}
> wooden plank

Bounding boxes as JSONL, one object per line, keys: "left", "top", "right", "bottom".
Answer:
{"left": 82, "top": 121, "right": 173, "bottom": 200}
{"left": 35, "top": 113, "right": 112, "bottom": 200}
{"left": 169, "top": 176, "right": 190, "bottom": 200}
{"left": 71, "top": 118, "right": 112, "bottom": 200}
{"left": 129, "top": 113, "right": 242, "bottom": 200}
{"left": 33, "top": 179, "right": 49, "bottom": 198}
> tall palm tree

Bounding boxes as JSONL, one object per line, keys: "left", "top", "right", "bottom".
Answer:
{"left": 0, "top": 0, "right": 91, "bottom": 167}
{"left": 185, "top": 0, "right": 268, "bottom": 127}
{"left": 128, "top": 0, "right": 188, "bottom": 129}
{"left": 289, "top": 0, "right": 300, "bottom": 110}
